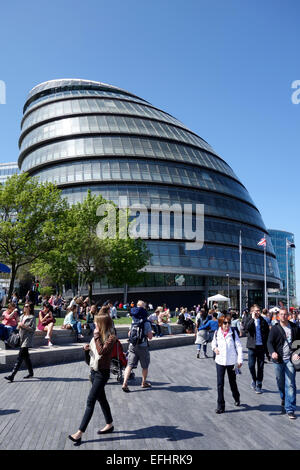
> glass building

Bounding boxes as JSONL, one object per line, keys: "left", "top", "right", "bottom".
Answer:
{"left": 18, "top": 79, "right": 281, "bottom": 308}
{"left": 268, "top": 229, "right": 296, "bottom": 306}
{"left": 0, "top": 162, "right": 19, "bottom": 184}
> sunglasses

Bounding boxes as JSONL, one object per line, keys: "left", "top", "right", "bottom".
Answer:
{"left": 223, "top": 321, "right": 231, "bottom": 325}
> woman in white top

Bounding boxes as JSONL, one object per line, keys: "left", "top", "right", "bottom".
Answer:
{"left": 211, "top": 314, "right": 243, "bottom": 414}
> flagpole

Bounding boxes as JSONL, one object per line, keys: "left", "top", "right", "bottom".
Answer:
{"left": 239, "top": 231, "right": 242, "bottom": 316}
{"left": 264, "top": 234, "right": 267, "bottom": 310}
{"left": 286, "top": 238, "right": 289, "bottom": 312}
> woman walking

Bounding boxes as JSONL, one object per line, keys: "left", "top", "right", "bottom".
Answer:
{"left": 211, "top": 314, "right": 243, "bottom": 413}
{"left": 4, "top": 303, "right": 36, "bottom": 382}
{"left": 68, "top": 313, "right": 116, "bottom": 446}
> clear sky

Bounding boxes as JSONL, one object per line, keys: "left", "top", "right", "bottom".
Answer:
{"left": 0, "top": 0, "right": 299, "bottom": 301}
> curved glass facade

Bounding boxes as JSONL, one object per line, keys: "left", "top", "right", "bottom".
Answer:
{"left": 20, "top": 136, "right": 237, "bottom": 180}
{"left": 19, "top": 78, "right": 281, "bottom": 307}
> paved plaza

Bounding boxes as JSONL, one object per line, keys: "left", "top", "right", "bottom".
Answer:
{"left": 0, "top": 339, "right": 299, "bottom": 451}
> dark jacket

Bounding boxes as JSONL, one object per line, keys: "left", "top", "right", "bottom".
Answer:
{"left": 130, "top": 307, "right": 148, "bottom": 320}
{"left": 267, "top": 321, "right": 300, "bottom": 363}
{"left": 243, "top": 315, "right": 269, "bottom": 349}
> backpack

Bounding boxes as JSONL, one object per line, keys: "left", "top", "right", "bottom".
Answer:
{"left": 129, "top": 319, "right": 147, "bottom": 346}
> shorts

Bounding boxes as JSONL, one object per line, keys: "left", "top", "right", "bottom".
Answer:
{"left": 127, "top": 343, "right": 150, "bottom": 370}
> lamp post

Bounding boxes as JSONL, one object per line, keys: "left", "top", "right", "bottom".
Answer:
{"left": 286, "top": 238, "right": 296, "bottom": 312}
{"left": 226, "top": 273, "right": 230, "bottom": 307}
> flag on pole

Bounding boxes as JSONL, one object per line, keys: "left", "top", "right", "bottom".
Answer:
{"left": 257, "top": 237, "right": 267, "bottom": 247}
{"left": 286, "top": 239, "right": 295, "bottom": 248}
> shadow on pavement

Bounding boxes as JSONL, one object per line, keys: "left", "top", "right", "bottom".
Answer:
{"left": 0, "top": 409, "right": 19, "bottom": 415}
{"left": 83, "top": 425, "right": 204, "bottom": 444}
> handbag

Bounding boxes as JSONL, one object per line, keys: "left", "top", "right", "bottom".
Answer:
{"left": 88, "top": 337, "right": 102, "bottom": 371}
{"left": 7, "top": 331, "right": 21, "bottom": 348}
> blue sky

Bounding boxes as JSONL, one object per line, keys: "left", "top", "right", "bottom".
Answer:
{"left": 0, "top": 0, "right": 299, "bottom": 301}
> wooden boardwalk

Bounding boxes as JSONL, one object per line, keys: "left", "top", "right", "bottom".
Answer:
{"left": 0, "top": 338, "right": 299, "bottom": 451}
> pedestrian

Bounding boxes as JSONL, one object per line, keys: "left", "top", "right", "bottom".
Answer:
{"left": 197, "top": 311, "right": 219, "bottom": 358}
{"left": 68, "top": 313, "right": 116, "bottom": 446}
{"left": 122, "top": 300, "right": 153, "bottom": 392}
{"left": 267, "top": 308, "right": 300, "bottom": 419}
{"left": 243, "top": 304, "right": 270, "bottom": 394}
{"left": 195, "top": 309, "right": 210, "bottom": 358}
{"left": 109, "top": 302, "right": 118, "bottom": 319}
{"left": 211, "top": 314, "right": 243, "bottom": 414}
{"left": 4, "top": 303, "right": 36, "bottom": 382}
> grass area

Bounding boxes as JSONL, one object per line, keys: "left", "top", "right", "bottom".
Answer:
{"left": 53, "top": 315, "right": 179, "bottom": 326}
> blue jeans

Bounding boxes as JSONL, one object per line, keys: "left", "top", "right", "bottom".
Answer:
{"left": 248, "top": 346, "right": 265, "bottom": 385}
{"left": 72, "top": 321, "right": 82, "bottom": 334}
{"left": 273, "top": 360, "right": 296, "bottom": 413}
{"left": 79, "top": 369, "right": 111, "bottom": 432}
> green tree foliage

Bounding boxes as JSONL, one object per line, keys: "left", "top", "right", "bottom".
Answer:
{"left": 106, "top": 237, "right": 151, "bottom": 302}
{"left": 31, "top": 190, "right": 151, "bottom": 302}
{"left": 0, "top": 173, "right": 67, "bottom": 298}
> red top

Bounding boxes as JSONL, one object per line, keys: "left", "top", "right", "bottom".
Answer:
{"left": 2, "top": 309, "right": 18, "bottom": 327}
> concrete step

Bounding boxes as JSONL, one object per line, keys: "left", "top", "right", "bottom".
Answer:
{"left": 4, "top": 323, "right": 185, "bottom": 348}
{"left": 0, "top": 333, "right": 195, "bottom": 372}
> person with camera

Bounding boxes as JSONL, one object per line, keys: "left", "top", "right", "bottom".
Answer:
{"left": 267, "top": 308, "right": 300, "bottom": 419}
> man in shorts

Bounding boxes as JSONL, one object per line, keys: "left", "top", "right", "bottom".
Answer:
{"left": 122, "top": 300, "right": 153, "bottom": 392}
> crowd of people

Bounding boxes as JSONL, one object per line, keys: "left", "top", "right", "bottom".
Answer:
{"left": 1, "top": 292, "right": 300, "bottom": 444}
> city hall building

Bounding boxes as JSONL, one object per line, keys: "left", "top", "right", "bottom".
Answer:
{"left": 18, "top": 79, "right": 281, "bottom": 308}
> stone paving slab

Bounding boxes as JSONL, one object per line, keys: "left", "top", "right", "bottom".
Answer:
{"left": 0, "top": 338, "right": 299, "bottom": 450}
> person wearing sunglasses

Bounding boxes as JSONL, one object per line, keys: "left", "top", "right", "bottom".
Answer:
{"left": 211, "top": 314, "right": 243, "bottom": 414}
{"left": 4, "top": 303, "right": 36, "bottom": 382}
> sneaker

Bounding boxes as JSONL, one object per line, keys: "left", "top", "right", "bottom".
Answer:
{"left": 45, "top": 335, "right": 50, "bottom": 340}
{"left": 234, "top": 401, "right": 241, "bottom": 406}
{"left": 255, "top": 385, "right": 263, "bottom": 394}
{"left": 287, "top": 412, "right": 296, "bottom": 420}
{"left": 48, "top": 341, "right": 53, "bottom": 347}
{"left": 78, "top": 334, "right": 84, "bottom": 339}
{"left": 196, "top": 352, "right": 200, "bottom": 359}
{"left": 251, "top": 381, "right": 256, "bottom": 391}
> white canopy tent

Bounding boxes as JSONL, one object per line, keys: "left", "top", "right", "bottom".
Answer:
{"left": 207, "top": 294, "right": 230, "bottom": 307}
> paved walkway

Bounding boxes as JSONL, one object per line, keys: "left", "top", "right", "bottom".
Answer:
{"left": 0, "top": 339, "right": 299, "bottom": 450}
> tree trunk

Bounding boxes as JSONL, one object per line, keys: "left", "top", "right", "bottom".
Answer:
{"left": 88, "top": 281, "right": 93, "bottom": 304}
{"left": 123, "top": 283, "right": 128, "bottom": 304}
{"left": 8, "top": 263, "right": 17, "bottom": 300}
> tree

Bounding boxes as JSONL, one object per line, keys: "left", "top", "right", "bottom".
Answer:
{"left": 31, "top": 190, "right": 151, "bottom": 303}
{"left": 0, "top": 173, "right": 67, "bottom": 298}
{"left": 106, "top": 237, "right": 151, "bottom": 303}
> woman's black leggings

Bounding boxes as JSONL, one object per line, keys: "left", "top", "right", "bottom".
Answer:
{"left": 79, "top": 369, "right": 112, "bottom": 432}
